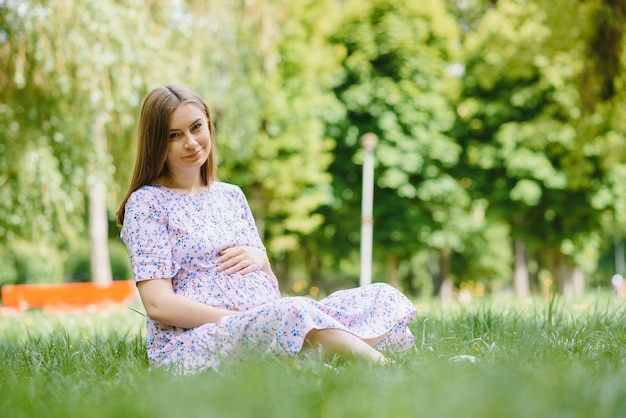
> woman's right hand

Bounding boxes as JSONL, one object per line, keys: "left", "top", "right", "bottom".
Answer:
{"left": 216, "top": 245, "right": 278, "bottom": 285}
{"left": 216, "top": 245, "right": 268, "bottom": 275}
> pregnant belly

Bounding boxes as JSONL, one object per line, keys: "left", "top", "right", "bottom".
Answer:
{"left": 186, "top": 270, "right": 281, "bottom": 311}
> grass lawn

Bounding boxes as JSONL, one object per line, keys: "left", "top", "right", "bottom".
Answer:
{"left": 1, "top": 293, "right": 624, "bottom": 418}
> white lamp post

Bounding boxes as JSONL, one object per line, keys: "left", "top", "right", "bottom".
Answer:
{"left": 360, "top": 133, "right": 378, "bottom": 287}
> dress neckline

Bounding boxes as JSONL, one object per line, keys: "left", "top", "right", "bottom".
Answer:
{"left": 152, "top": 183, "right": 211, "bottom": 198}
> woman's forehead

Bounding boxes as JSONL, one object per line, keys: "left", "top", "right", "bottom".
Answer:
{"left": 169, "top": 103, "right": 206, "bottom": 129}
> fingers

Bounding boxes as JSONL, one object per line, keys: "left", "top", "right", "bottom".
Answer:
{"left": 220, "top": 260, "right": 259, "bottom": 275}
{"left": 216, "top": 246, "right": 264, "bottom": 275}
{"left": 216, "top": 246, "right": 243, "bottom": 262}
{"left": 216, "top": 247, "right": 246, "bottom": 265}
{"left": 237, "top": 263, "right": 259, "bottom": 275}
{"left": 216, "top": 250, "right": 244, "bottom": 267}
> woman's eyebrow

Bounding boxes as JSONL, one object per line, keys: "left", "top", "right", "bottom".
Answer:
{"left": 169, "top": 118, "right": 202, "bottom": 132}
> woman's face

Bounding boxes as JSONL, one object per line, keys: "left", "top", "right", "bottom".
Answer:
{"left": 164, "top": 103, "right": 212, "bottom": 177}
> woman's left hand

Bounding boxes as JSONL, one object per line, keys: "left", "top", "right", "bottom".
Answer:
{"left": 216, "top": 246, "right": 269, "bottom": 275}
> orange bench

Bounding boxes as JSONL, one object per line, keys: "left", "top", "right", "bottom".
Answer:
{"left": 0, "top": 281, "right": 137, "bottom": 313}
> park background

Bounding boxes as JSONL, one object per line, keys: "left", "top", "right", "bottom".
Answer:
{"left": 2, "top": 0, "right": 626, "bottom": 302}
{"left": 1, "top": 2, "right": 625, "bottom": 417}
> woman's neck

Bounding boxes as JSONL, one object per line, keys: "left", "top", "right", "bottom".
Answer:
{"left": 157, "top": 171, "right": 207, "bottom": 194}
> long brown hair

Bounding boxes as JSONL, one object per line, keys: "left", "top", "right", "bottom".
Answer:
{"left": 115, "top": 85, "right": 217, "bottom": 225}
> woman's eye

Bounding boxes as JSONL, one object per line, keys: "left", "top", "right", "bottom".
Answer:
{"left": 169, "top": 132, "right": 180, "bottom": 140}
{"left": 192, "top": 123, "right": 202, "bottom": 130}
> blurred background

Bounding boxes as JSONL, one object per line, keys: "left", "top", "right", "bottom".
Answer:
{"left": 1, "top": 0, "right": 625, "bottom": 301}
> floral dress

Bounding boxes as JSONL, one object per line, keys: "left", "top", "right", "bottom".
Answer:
{"left": 121, "top": 182, "right": 416, "bottom": 372}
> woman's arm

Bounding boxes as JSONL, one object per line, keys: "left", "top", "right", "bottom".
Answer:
{"left": 137, "top": 278, "right": 235, "bottom": 328}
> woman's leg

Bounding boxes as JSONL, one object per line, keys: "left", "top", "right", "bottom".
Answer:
{"left": 362, "top": 332, "right": 388, "bottom": 348}
{"left": 303, "top": 328, "right": 387, "bottom": 364}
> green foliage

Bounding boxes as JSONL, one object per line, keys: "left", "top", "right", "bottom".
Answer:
{"left": 323, "top": 0, "right": 479, "bottom": 291}
{"left": 0, "top": 0, "right": 181, "bottom": 246}
{"left": 64, "top": 247, "right": 91, "bottom": 283}
{"left": 205, "top": 0, "right": 343, "bottom": 257}
{"left": 9, "top": 239, "right": 64, "bottom": 284}
{"left": 454, "top": 0, "right": 626, "bottom": 292}
{"left": 65, "top": 240, "right": 132, "bottom": 282}
{"left": 579, "top": 0, "right": 626, "bottom": 103}
{"left": 108, "top": 241, "right": 133, "bottom": 281}
{"left": 0, "top": 246, "right": 18, "bottom": 286}
{"left": 1, "top": 0, "right": 626, "bottom": 294}
{"left": 451, "top": 220, "right": 513, "bottom": 288}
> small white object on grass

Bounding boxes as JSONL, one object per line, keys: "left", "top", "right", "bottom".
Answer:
{"left": 450, "top": 355, "right": 477, "bottom": 363}
{"left": 611, "top": 274, "right": 623, "bottom": 292}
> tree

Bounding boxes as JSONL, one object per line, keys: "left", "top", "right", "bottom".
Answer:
{"left": 0, "top": 0, "right": 179, "bottom": 282}
{"left": 325, "top": 0, "right": 476, "bottom": 297}
{"left": 454, "top": 0, "right": 626, "bottom": 296}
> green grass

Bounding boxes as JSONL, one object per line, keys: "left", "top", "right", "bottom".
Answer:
{"left": 1, "top": 294, "right": 625, "bottom": 418}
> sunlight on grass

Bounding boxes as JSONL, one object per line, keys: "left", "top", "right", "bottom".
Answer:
{"left": 1, "top": 294, "right": 624, "bottom": 418}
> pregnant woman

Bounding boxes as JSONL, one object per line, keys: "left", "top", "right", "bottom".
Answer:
{"left": 116, "top": 84, "right": 416, "bottom": 373}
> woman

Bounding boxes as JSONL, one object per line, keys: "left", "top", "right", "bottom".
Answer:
{"left": 116, "top": 84, "right": 416, "bottom": 373}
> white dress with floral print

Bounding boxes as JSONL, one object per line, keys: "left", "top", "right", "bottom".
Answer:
{"left": 121, "top": 182, "right": 416, "bottom": 372}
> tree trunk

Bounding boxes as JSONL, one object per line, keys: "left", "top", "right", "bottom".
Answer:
{"left": 89, "top": 113, "right": 112, "bottom": 284}
{"left": 252, "top": 181, "right": 266, "bottom": 238}
{"left": 402, "top": 263, "right": 416, "bottom": 296}
{"left": 551, "top": 251, "right": 584, "bottom": 298}
{"left": 433, "top": 249, "right": 453, "bottom": 301}
{"left": 615, "top": 237, "right": 625, "bottom": 276}
{"left": 560, "top": 264, "right": 585, "bottom": 297}
{"left": 385, "top": 254, "right": 400, "bottom": 288}
{"left": 513, "top": 238, "right": 530, "bottom": 298}
{"left": 301, "top": 243, "right": 321, "bottom": 291}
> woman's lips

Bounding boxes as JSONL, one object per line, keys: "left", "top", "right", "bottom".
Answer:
{"left": 186, "top": 150, "right": 202, "bottom": 160}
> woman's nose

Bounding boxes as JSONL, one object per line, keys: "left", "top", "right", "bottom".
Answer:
{"left": 184, "top": 134, "right": 198, "bottom": 148}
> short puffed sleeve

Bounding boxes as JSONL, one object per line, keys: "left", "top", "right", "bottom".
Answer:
{"left": 120, "top": 188, "right": 180, "bottom": 281}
